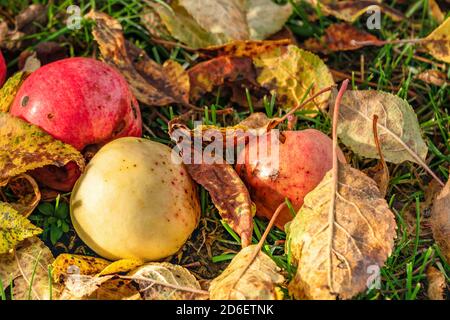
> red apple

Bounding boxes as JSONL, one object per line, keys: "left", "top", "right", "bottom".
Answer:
{"left": 0, "top": 50, "right": 6, "bottom": 86}
{"left": 236, "top": 129, "right": 346, "bottom": 230}
{"left": 10, "top": 57, "right": 142, "bottom": 191}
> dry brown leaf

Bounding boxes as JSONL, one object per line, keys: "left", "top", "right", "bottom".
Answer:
{"left": 169, "top": 120, "right": 254, "bottom": 247}
{"left": 431, "top": 179, "right": 450, "bottom": 264}
{"left": 209, "top": 244, "right": 284, "bottom": 300}
{"left": 304, "top": 23, "right": 382, "bottom": 53}
{"left": 0, "top": 113, "right": 85, "bottom": 184}
{"left": 87, "top": 11, "right": 190, "bottom": 107}
{"left": 426, "top": 266, "right": 447, "bottom": 300}
{"left": 0, "top": 237, "right": 59, "bottom": 300}
{"left": 287, "top": 163, "right": 397, "bottom": 299}
{"left": 128, "top": 262, "right": 208, "bottom": 300}
{"left": 415, "top": 69, "right": 447, "bottom": 86}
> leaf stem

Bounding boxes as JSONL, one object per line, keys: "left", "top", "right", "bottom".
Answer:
{"left": 328, "top": 79, "right": 349, "bottom": 295}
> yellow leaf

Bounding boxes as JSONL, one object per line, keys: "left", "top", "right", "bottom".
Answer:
{"left": 0, "top": 113, "right": 85, "bottom": 183}
{"left": 98, "top": 258, "right": 145, "bottom": 276}
{"left": 0, "top": 72, "right": 27, "bottom": 113}
{"left": 51, "top": 254, "right": 110, "bottom": 283}
{"left": 254, "top": 45, "right": 334, "bottom": 111}
{"left": 0, "top": 202, "right": 42, "bottom": 254}
{"left": 424, "top": 17, "right": 450, "bottom": 63}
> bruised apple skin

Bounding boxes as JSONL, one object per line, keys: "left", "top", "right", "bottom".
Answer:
{"left": 0, "top": 50, "right": 6, "bottom": 86}
{"left": 236, "top": 129, "right": 346, "bottom": 230}
{"left": 70, "top": 137, "right": 201, "bottom": 261}
{"left": 10, "top": 57, "right": 142, "bottom": 191}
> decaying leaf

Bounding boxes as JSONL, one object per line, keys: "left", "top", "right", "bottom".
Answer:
{"left": 0, "top": 113, "right": 85, "bottom": 184}
{"left": 87, "top": 11, "right": 190, "bottom": 107}
{"left": 128, "top": 262, "right": 208, "bottom": 300}
{"left": 0, "top": 72, "right": 27, "bottom": 113}
{"left": 423, "top": 17, "right": 450, "bottom": 63}
{"left": 304, "top": 23, "right": 382, "bottom": 53}
{"left": 305, "top": 0, "right": 403, "bottom": 23}
{"left": 51, "top": 254, "right": 110, "bottom": 283}
{"left": 426, "top": 266, "right": 446, "bottom": 300}
{"left": 431, "top": 179, "right": 450, "bottom": 264}
{"left": 254, "top": 45, "right": 334, "bottom": 111}
{"left": 140, "top": 6, "right": 172, "bottom": 40}
{"left": 0, "top": 237, "right": 58, "bottom": 300}
{"left": 200, "top": 39, "right": 291, "bottom": 58}
{"left": 330, "top": 90, "right": 428, "bottom": 165}
{"left": 169, "top": 120, "right": 254, "bottom": 247}
{"left": 287, "top": 163, "right": 396, "bottom": 299}
{"left": 0, "top": 4, "right": 48, "bottom": 51}
{"left": 18, "top": 42, "right": 68, "bottom": 71}
{"left": 415, "top": 69, "right": 447, "bottom": 86}
{"left": 188, "top": 55, "right": 256, "bottom": 101}
{"left": 428, "top": 0, "right": 445, "bottom": 23}
{"left": 0, "top": 202, "right": 42, "bottom": 254}
{"left": 1, "top": 174, "right": 41, "bottom": 217}
{"left": 209, "top": 244, "right": 284, "bottom": 300}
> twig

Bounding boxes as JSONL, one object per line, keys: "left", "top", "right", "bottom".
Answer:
{"left": 327, "top": 79, "right": 349, "bottom": 295}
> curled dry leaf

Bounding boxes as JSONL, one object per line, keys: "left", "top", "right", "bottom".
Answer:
{"left": 254, "top": 45, "right": 334, "bottom": 111}
{"left": 0, "top": 72, "right": 27, "bottom": 112}
{"left": 87, "top": 11, "right": 190, "bottom": 107}
{"left": 423, "top": 17, "right": 450, "bottom": 63}
{"left": 0, "top": 237, "right": 58, "bottom": 300}
{"left": 128, "top": 262, "right": 208, "bottom": 300}
{"left": 0, "top": 113, "right": 85, "bottom": 184}
{"left": 431, "top": 179, "right": 450, "bottom": 264}
{"left": 305, "top": 0, "right": 403, "bottom": 23}
{"left": 1, "top": 174, "right": 41, "bottom": 217}
{"left": 209, "top": 244, "right": 284, "bottom": 300}
{"left": 0, "top": 202, "right": 42, "bottom": 254}
{"left": 330, "top": 90, "right": 428, "bottom": 165}
{"left": 287, "top": 163, "right": 397, "bottom": 299}
{"left": 426, "top": 266, "right": 446, "bottom": 300}
{"left": 169, "top": 120, "right": 254, "bottom": 247}
{"left": 415, "top": 69, "right": 447, "bottom": 87}
{"left": 304, "top": 23, "right": 382, "bottom": 53}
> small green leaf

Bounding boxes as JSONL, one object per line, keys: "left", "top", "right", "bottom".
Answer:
{"left": 38, "top": 203, "right": 54, "bottom": 216}
{"left": 50, "top": 225, "right": 63, "bottom": 245}
{"left": 55, "top": 202, "right": 68, "bottom": 220}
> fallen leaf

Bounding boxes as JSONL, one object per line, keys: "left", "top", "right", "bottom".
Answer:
{"left": 169, "top": 120, "right": 254, "bottom": 247}
{"left": 179, "top": 0, "right": 292, "bottom": 43}
{"left": 200, "top": 39, "right": 292, "bottom": 58}
{"left": 209, "top": 244, "right": 284, "bottom": 300}
{"left": 0, "top": 72, "right": 27, "bottom": 113}
{"left": 140, "top": 6, "right": 172, "bottom": 40}
{"left": 59, "top": 274, "right": 113, "bottom": 299}
{"left": 305, "top": 0, "right": 403, "bottom": 23}
{"left": 423, "top": 17, "right": 450, "bottom": 63}
{"left": 304, "top": 23, "right": 382, "bottom": 53}
{"left": 87, "top": 11, "right": 190, "bottom": 107}
{"left": 188, "top": 55, "right": 256, "bottom": 101}
{"left": 145, "top": 1, "right": 224, "bottom": 49}
{"left": 254, "top": 45, "right": 334, "bottom": 111}
{"left": 0, "top": 237, "right": 58, "bottom": 300}
{"left": 1, "top": 174, "right": 41, "bottom": 217}
{"left": 0, "top": 202, "right": 42, "bottom": 254}
{"left": 0, "top": 4, "right": 48, "bottom": 51}
{"left": 0, "top": 113, "right": 85, "bottom": 184}
{"left": 330, "top": 90, "right": 428, "bottom": 165}
{"left": 85, "top": 278, "right": 141, "bottom": 300}
{"left": 426, "top": 266, "right": 446, "bottom": 300}
{"left": 287, "top": 163, "right": 397, "bottom": 299}
{"left": 128, "top": 262, "right": 208, "bottom": 300}
{"left": 51, "top": 254, "right": 110, "bottom": 283}
{"left": 428, "top": 0, "right": 445, "bottom": 23}
{"left": 415, "top": 69, "right": 447, "bottom": 86}
{"left": 18, "top": 42, "right": 68, "bottom": 70}
{"left": 20, "top": 52, "right": 41, "bottom": 73}
{"left": 98, "top": 258, "right": 145, "bottom": 276}
{"left": 431, "top": 179, "right": 450, "bottom": 264}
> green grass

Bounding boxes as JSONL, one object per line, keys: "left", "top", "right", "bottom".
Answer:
{"left": 1, "top": 0, "right": 449, "bottom": 300}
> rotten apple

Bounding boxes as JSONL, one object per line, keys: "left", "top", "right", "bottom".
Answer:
{"left": 10, "top": 57, "right": 142, "bottom": 191}
{"left": 236, "top": 129, "right": 346, "bottom": 230}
